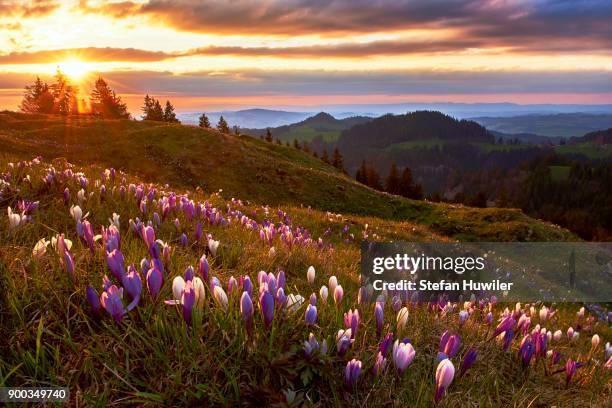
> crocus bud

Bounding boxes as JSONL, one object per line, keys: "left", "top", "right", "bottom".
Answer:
{"left": 193, "top": 277, "right": 205, "bottom": 308}
{"left": 64, "top": 250, "right": 75, "bottom": 280}
{"left": 553, "top": 330, "right": 562, "bottom": 341}
{"left": 435, "top": 359, "right": 455, "bottom": 402}
{"left": 240, "top": 291, "right": 254, "bottom": 336}
{"left": 396, "top": 307, "right": 409, "bottom": 332}
{"left": 86, "top": 286, "right": 102, "bottom": 316}
{"left": 100, "top": 285, "right": 126, "bottom": 323}
{"left": 319, "top": 285, "right": 328, "bottom": 303}
{"left": 146, "top": 267, "right": 163, "bottom": 298}
{"left": 307, "top": 266, "right": 315, "bottom": 284}
{"left": 337, "top": 329, "right": 354, "bottom": 356}
{"left": 198, "top": 255, "right": 209, "bottom": 281}
{"left": 181, "top": 280, "right": 195, "bottom": 325}
{"left": 592, "top": 334, "right": 600, "bottom": 348}
{"left": 567, "top": 327, "right": 574, "bottom": 339}
{"left": 344, "top": 359, "right": 362, "bottom": 388}
{"left": 333, "top": 285, "right": 343, "bottom": 305}
{"left": 329, "top": 275, "right": 338, "bottom": 294}
{"left": 259, "top": 291, "right": 274, "bottom": 329}
{"left": 305, "top": 304, "right": 317, "bottom": 325}
{"left": 459, "top": 348, "right": 477, "bottom": 376}
{"left": 213, "top": 285, "right": 228, "bottom": 310}
{"left": 459, "top": 310, "right": 469, "bottom": 325}
{"left": 106, "top": 249, "right": 126, "bottom": 281}
{"left": 375, "top": 303, "right": 384, "bottom": 335}
{"left": 372, "top": 352, "right": 387, "bottom": 377}
{"left": 172, "top": 276, "right": 186, "bottom": 302}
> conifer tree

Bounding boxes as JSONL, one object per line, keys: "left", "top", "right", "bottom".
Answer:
{"left": 51, "top": 69, "right": 74, "bottom": 115}
{"left": 20, "top": 76, "right": 54, "bottom": 113}
{"left": 198, "top": 113, "right": 210, "bottom": 128}
{"left": 265, "top": 128, "right": 273, "bottom": 142}
{"left": 332, "top": 147, "right": 344, "bottom": 171}
{"left": 90, "top": 77, "right": 129, "bottom": 118}
{"left": 217, "top": 116, "right": 230, "bottom": 133}
{"left": 385, "top": 162, "right": 401, "bottom": 194}
{"left": 293, "top": 139, "right": 300, "bottom": 149}
{"left": 321, "top": 149, "right": 330, "bottom": 164}
{"left": 163, "top": 100, "right": 179, "bottom": 123}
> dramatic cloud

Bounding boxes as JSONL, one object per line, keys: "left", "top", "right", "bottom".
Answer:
{"left": 0, "top": 47, "right": 177, "bottom": 64}
{"left": 76, "top": 0, "right": 612, "bottom": 53}
{"left": 0, "top": 0, "right": 59, "bottom": 17}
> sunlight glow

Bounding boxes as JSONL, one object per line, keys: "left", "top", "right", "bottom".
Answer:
{"left": 57, "top": 59, "right": 91, "bottom": 81}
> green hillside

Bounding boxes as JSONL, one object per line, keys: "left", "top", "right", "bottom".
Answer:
{"left": 0, "top": 111, "right": 573, "bottom": 242}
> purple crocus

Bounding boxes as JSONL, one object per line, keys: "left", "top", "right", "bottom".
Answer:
{"left": 141, "top": 225, "right": 156, "bottom": 250}
{"left": 184, "top": 266, "right": 195, "bottom": 282}
{"left": 563, "top": 358, "right": 583, "bottom": 386}
{"left": 86, "top": 286, "right": 102, "bottom": 317}
{"left": 393, "top": 340, "right": 416, "bottom": 374}
{"left": 344, "top": 359, "right": 362, "bottom": 388}
{"left": 519, "top": 336, "right": 535, "bottom": 367}
{"left": 82, "top": 220, "right": 95, "bottom": 253}
{"left": 379, "top": 332, "right": 394, "bottom": 357}
{"left": 180, "top": 233, "right": 188, "bottom": 247}
{"left": 106, "top": 249, "right": 126, "bottom": 281}
{"left": 459, "top": 347, "right": 477, "bottom": 377}
{"left": 100, "top": 285, "right": 126, "bottom": 322}
{"left": 198, "top": 255, "right": 209, "bottom": 282}
{"left": 372, "top": 351, "right": 388, "bottom": 377}
{"left": 64, "top": 249, "right": 75, "bottom": 280}
{"left": 146, "top": 266, "right": 163, "bottom": 298}
{"left": 242, "top": 276, "right": 253, "bottom": 297}
{"left": 491, "top": 315, "right": 516, "bottom": 339}
{"left": 181, "top": 280, "right": 196, "bottom": 325}
{"left": 122, "top": 266, "right": 142, "bottom": 310}
{"left": 375, "top": 303, "right": 384, "bottom": 335}
{"left": 439, "top": 331, "right": 461, "bottom": 358}
{"left": 259, "top": 291, "right": 274, "bottom": 329}
{"left": 435, "top": 358, "right": 455, "bottom": 403}
{"left": 344, "top": 309, "right": 360, "bottom": 338}
{"left": 240, "top": 291, "right": 254, "bottom": 336}
{"left": 305, "top": 304, "right": 317, "bottom": 325}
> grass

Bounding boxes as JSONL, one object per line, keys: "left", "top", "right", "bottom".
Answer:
{"left": 555, "top": 143, "right": 612, "bottom": 160}
{"left": 549, "top": 165, "right": 571, "bottom": 182}
{"left": 0, "top": 114, "right": 609, "bottom": 406}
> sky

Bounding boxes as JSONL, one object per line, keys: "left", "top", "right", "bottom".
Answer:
{"left": 0, "top": 0, "right": 611, "bottom": 112}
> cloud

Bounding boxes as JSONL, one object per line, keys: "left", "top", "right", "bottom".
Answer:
{"left": 0, "top": 0, "right": 59, "bottom": 17}
{"left": 0, "top": 47, "right": 178, "bottom": 64}
{"left": 75, "top": 0, "right": 612, "bottom": 54}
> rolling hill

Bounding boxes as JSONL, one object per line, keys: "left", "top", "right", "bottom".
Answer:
{"left": 243, "top": 112, "right": 371, "bottom": 143}
{"left": 0, "top": 111, "right": 573, "bottom": 242}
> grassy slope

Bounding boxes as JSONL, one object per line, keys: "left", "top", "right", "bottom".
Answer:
{"left": 0, "top": 112, "right": 574, "bottom": 242}
{"left": 0, "top": 158, "right": 609, "bottom": 406}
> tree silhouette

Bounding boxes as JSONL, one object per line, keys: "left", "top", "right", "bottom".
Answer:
{"left": 321, "top": 149, "right": 330, "bottom": 164}
{"left": 163, "top": 100, "right": 179, "bottom": 123}
{"left": 385, "top": 162, "right": 401, "bottom": 194}
{"left": 90, "top": 77, "right": 129, "bottom": 118}
{"left": 332, "top": 148, "right": 344, "bottom": 172}
{"left": 217, "top": 116, "right": 230, "bottom": 133}
{"left": 265, "top": 128, "right": 273, "bottom": 142}
{"left": 20, "top": 76, "right": 54, "bottom": 114}
{"left": 51, "top": 69, "right": 75, "bottom": 115}
{"left": 198, "top": 113, "right": 210, "bottom": 128}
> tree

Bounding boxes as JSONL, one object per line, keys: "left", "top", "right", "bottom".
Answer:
{"left": 217, "top": 116, "right": 230, "bottom": 133}
{"left": 142, "top": 94, "right": 154, "bottom": 119}
{"left": 321, "top": 149, "right": 330, "bottom": 164}
{"left": 293, "top": 139, "right": 301, "bottom": 149}
{"left": 51, "top": 69, "right": 75, "bottom": 115}
{"left": 198, "top": 113, "right": 210, "bottom": 128}
{"left": 20, "top": 76, "right": 54, "bottom": 113}
{"left": 398, "top": 167, "right": 423, "bottom": 199}
{"left": 385, "top": 162, "right": 401, "bottom": 194}
{"left": 163, "top": 100, "right": 179, "bottom": 123}
{"left": 151, "top": 99, "right": 164, "bottom": 121}
{"left": 332, "top": 148, "right": 344, "bottom": 172}
{"left": 90, "top": 77, "right": 129, "bottom": 118}
{"left": 355, "top": 160, "right": 367, "bottom": 183}
{"left": 365, "top": 165, "right": 382, "bottom": 190}
{"left": 233, "top": 125, "right": 240, "bottom": 135}
{"left": 265, "top": 128, "right": 273, "bottom": 143}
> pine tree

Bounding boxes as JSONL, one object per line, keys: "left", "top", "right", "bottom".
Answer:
{"left": 385, "top": 162, "right": 401, "bottom": 194}
{"left": 321, "top": 149, "right": 330, "bottom": 164}
{"left": 293, "top": 139, "right": 300, "bottom": 149}
{"left": 217, "top": 116, "right": 230, "bottom": 133}
{"left": 233, "top": 125, "right": 240, "bottom": 135}
{"left": 365, "top": 166, "right": 382, "bottom": 190}
{"left": 198, "top": 113, "right": 210, "bottom": 128}
{"left": 163, "top": 100, "right": 179, "bottom": 123}
{"left": 398, "top": 167, "right": 423, "bottom": 199}
{"left": 265, "top": 128, "right": 273, "bottom": 142}
{"left": 151, "top": 99, "right": 164, "bottom": 121}
{"left": 142, "top": 94, "right": 153, "bottom": 119}
{"left": 355, "top": 160, "right": 367, "bottom": 183}
{"left": 332, "top": 147, "right": 344, "bottom": 171}
{"left": 51, "top": 69, "right": 74, "bottom": 115}
{"left": 90, "top": 77, "right": 129, "bottom": 118}
{"left": 20, "top": 76, "right": 54, "bottom": 113}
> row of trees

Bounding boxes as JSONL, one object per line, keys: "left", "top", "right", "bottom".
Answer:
{"left": 356, "top": 161, "right": 423, "bottom": 199}
{"left": 142, "top": 95, "right": 179, "bottom": 123}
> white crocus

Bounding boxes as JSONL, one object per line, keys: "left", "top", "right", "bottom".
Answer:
{"left": 213, "top": 285, "right": 228, "bottom": 310}
{"left": 396, "top": 307, "right": 409, "bottom": 332}
{"left": 307, "top": 266, "right": 315, "bottom": 284}
{"left": 33, "top": 238, "right": 50, "bottom": 257}
{"left": 208, "top": 239, "right": 219, "bottom": 257}
{"left": 319, "top": 285, "right": 329, "bottom": 303}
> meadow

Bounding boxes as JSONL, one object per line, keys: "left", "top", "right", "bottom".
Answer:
{"left": 0, "top": 116, "right": 610, "bottom": 406}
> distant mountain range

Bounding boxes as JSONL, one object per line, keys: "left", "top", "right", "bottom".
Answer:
{"left": 471, "top": 113, "right": 612, "bottom": 138}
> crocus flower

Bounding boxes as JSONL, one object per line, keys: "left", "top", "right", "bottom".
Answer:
{"left": 519, "top": 336, "right": 535, "bottom": 367}
{"left": 344, "top": 309, "right": 360, "bottom": 337}
{"left": 333, "top": 285, "right": 343, "bottom": 305}
{"left": 379, "top": 332, "right": 394, "bottom": 357}
{"left": 181, "top": 280, "right": 196, "bottom": 325}
{"left": 305, "top": 304, "right": 317, "bottom": 325}
{"left": 375, "top": 303, "right": 384, "bottom": 335}
{"left": 564, "top": 358, "right": 581, "bottom": 386}
{"left": 146, "top": 266, "right": 163, "bottom": 298}
{"left": 439, "top": 331, "right": 461, "bottom": 358}
{"left": 208, "top": 238, "right": 219, "bottom": 256}
{"left": 396, "top": 307, "right": 409, "bottom": 332}
{"left": 86, "top": 286, "right": 102, "bottom": 317}
{"left": 64, "top": 249, "right": 75, "bottom": 280}
{"left": 213, "top": 285, "right": 229, "bottom": 310}
{"left": 459, "top": 310, "right": 469, "bottom": 325}
{"left": 100, "top": 285, "right": 126, "bottom": 322}
{"left": 319, "top": 285, "right": 328, "bottom": 303}
{"left": 344, "top": 359, "right": 362, "bottom": 389}
{"left": 170, "top": 276, "right": 186, "bottom": 303}
{"left": 373, "top": 351, "right": 388, "bottom": 377}
{"left": 70, "top": 205, "right": 83, "bottom": 222}
{"left": 106, "top": 249, "right": 126, "bottom": 281}
{"left": 198, "top": 255, "right": 209, "bottom": 281}
{"left": 392, "top": 340, "right": 416, "bottom": 374}
{"left": 309, "top": 293, "right": 317, "bottom": 306}
{"left": 336, "top": 329, "right": 354, "bottom": 356}
{"left": 193, "top": 277, "right": 205, "bottom": 308}
{"left": 141, "top": 225, "right": 156, "bottom": 250}
{"left": 7, "top": 207, "right": 23, "bottom": 229}
{"left": 259, "top": 291, "right": 274, "bottom": 329}
{"left": 243, "top": 276, "right": 253, "bottom": 297}
{"left": 307, "top": 265, "right": 315, "bottom": 284}
{"left": 228, "top": 276, "right": 238, "bottom": 294}
{"left": 122, "top": 267, "right": 142, "bottom": 310}
{"left": 328, "top": 275, "right": 338, "bottom": 294}
{"left": 567, "top": 326, "right": 574, "bottom": 339}
{"left": 180, "top": 233, "right": 188, "bottom": 247}
{"left": 553, "top": 330, "right": 562, "bottom": 342}
{"left": 592, "top": 334, "right": 600, "bottom": 348}
{"left": 240, "top": 291, "right": 254, "bottom": 336}
{"left": 304, "top": 333, "right": 320, "bottom": 357}
{"left": 435, "top": 358, "right": 455, "bottom": 403}
{"left": 459, "top": 348, "right": 477, "bottom": 377}
{"left": 491, "top": 315, "right": 516, "bottom": 339}
{"left": 81, "top": 220, "right": 95, "bottom": 253}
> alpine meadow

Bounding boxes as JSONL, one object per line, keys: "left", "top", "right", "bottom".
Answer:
{"left": 0, "top": 1, "right": 611, "bottom": 407}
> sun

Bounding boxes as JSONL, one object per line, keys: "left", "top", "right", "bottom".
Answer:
{"left": 57, "top": 59, "right": 91, "bottom": 80}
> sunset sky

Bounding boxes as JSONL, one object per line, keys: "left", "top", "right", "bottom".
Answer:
{"left": 1, "top": 0, "right": 611, "bottom": 112}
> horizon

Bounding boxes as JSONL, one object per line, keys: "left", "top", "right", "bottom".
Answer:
{"left": 1, "top": 0, "right": 612, "bottom": 111}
